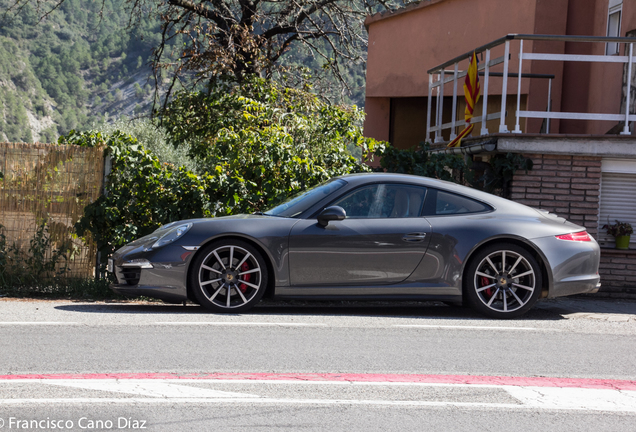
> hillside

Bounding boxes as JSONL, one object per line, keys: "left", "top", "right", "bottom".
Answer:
{"left": 0, "top": 0, "right": 367, "bottom": 143}
{"left": 0, "top": 0, "right": 159, "bottom": 142}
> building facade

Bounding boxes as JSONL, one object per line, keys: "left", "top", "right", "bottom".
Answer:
{"left": 364, "top": 0, "right": 636, "bottom": 297}
{"left": 365, "top": 0, "right": 636, "bottom": 146}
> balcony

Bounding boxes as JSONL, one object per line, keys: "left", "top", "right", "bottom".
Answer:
{"left": 426, "top": 34, "right": 636, "bottom": 150}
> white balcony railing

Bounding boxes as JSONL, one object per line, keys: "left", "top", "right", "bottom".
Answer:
{"left": 426, "top": 34, "right": 636, "bottom": 143}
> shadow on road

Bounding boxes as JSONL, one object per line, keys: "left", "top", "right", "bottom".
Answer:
{"left": 53, "top": 299, "right": 568, "bottom": 321}
{"left": 534, "top": 297, "right": 636, "bottom": 320}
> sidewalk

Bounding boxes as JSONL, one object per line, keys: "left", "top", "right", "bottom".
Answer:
{"left": 536, "top": 297, "right": 636, "bottom": 322}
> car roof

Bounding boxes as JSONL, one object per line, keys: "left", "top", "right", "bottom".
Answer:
{"left": 335, "top": 172, "right": 529, "bottom": 214}
{"left": 337, "top": 172, "right": 458, "bottom": 188}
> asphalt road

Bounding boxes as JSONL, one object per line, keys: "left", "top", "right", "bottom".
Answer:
{"left": 0, "top": 298, "right": 635, "bottom": 431}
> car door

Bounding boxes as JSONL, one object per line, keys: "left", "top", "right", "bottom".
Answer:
{"left": 405, "top": 188, "right": 496, "bottom": 291}
{"left": 288, "top": 183, "right": 432, "bottom": 287}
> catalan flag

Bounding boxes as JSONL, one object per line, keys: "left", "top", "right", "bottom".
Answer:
{"left": 447, "top": 51, "right": 481, "bottom": 148}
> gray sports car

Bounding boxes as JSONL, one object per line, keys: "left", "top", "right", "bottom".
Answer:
{"left": 108, "top": 173, "right": 601, "bottom": 318}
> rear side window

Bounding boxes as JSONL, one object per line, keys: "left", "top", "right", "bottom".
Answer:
{"left": 423, "top": 189, "right": 492, "bottom": 216}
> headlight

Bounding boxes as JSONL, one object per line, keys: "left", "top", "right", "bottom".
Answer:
{"left": 152, "top": 223, "right": 193, "bottom": 249}
{"left": 122, "top": 259, "right": 153, "bottom": 269}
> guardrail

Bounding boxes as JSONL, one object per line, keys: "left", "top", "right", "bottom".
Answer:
{"left": 426, "top": 34, "right": 636, "bottom": 144}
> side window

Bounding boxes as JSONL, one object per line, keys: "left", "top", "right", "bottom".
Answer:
{"left": 332, "top": 184, "right": 427, "bottom": 219}
{"left": 423, "top": 189, "right": 491, "bottom": 215}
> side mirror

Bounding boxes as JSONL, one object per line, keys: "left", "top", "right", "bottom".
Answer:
{"left": 317, "top": 206, "right": 346, "bottom": 227}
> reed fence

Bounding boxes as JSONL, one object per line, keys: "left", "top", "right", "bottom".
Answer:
{"left": 0, "top": 142, "right": 105, "bottom": 278}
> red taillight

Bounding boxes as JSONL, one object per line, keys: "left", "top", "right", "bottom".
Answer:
{"left": 556, "top": 231, "right": 592, "bottom": 242}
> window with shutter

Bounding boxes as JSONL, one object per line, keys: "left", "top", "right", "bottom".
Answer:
{"left": 598, "top": 158, "right": 636, "bottom": 248}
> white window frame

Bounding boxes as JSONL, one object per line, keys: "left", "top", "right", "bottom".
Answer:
{"left": 598, "top": 158, "right": 636, "bottom": 248}
{"left": 606, "top": 0, "right": 623, "bottom": 55}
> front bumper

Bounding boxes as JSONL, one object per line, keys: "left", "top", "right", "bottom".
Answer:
{"left": 110, "top": 282, "right": 188, "bottom": 303}
{"left": 109, "top": 244, "right": 192, "bottom": 302}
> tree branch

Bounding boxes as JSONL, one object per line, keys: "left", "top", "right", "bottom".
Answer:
{"left": 167, "top": 0, "right": 230, "bottom": 31}
{"left": 261, "top": 0, "right": 339, "bottom": 40}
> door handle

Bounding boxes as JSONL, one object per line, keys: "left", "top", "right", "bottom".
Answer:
{"left": 402, "top": 233, "right": 427, "bottom": 242}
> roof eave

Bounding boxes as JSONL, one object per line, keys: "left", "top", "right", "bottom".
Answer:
{"left": 364, "top": 0, "right": 447, "bottom": 30}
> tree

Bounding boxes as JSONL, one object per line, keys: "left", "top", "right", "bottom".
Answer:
{"left": 66, "top": 77, "right": 381, "bottom": 258}
{"left": 133, "top": 82, "right": 144, "bottom": 98}
{"left": 6, "top": 0, "right": 400, "bottom": 107}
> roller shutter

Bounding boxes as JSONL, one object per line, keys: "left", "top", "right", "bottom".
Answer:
{"left": 598, "top": 166, "right": 636, "bottom": 248}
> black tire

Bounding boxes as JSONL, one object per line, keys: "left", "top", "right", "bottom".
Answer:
{"left": 464, "top": 243, "right": 542, "bottom": 319}
{"left": 189, "top": 239, "right": 268, "bottom": 313}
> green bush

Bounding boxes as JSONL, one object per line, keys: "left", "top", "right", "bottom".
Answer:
{"left": 373, "top": 141, "right": 468, "bottom": 182}
{"left": 0, "top": 221, "right": 67, "bottom": 288}
{"left": 92, "top": 117, "right": 200, "bottom": 172}
{"left": 372, "top": 144, "right": 534, "bottom": 197}
{"left": 159, "top": 76, "right": 379, "bottom": 212}
{"left": 67, "top": 78, "right": 380, "bottom": 260}
{"left": 62, "top": 130, "right": 213, "bottom": 259}
{"left": 0, "top": 221, "right": 114, "bottom": 298}
{"left": 160, "top": 76, "right": 377, "bottom": 162}
{"left": 478, "top": 153, "right": 533, "bottom": 196}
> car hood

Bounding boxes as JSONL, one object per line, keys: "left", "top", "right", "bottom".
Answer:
{"left": 116, "top": 214, "right": 297, "bottom": 255}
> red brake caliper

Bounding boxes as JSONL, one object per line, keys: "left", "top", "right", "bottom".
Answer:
{"left": 239, "top": 262, "right": 251, "bottom": 293}
{"left": 481, "top": 276, "right": 493, "bottom": 298}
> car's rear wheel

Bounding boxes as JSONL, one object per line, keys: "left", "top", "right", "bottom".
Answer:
{"left": 190, "top": 240, "right": 268, "bottom": 313}
{"left": 464, "top": 243, "right": 542, "bottom": 319}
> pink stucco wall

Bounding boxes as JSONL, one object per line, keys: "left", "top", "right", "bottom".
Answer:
{"left": 561, "top": 0, "right": 636, "bottom": 134}
{"left": 363, "top": 97, "right": 391, "bottom": 142}
{"left": 365, "top": 0, "right": 539, "bottom": 99}
{"left": 364, "top": 0, "right": 636, "bottom": 142}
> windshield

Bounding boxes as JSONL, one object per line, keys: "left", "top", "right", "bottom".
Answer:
{"left": 264, "top": 179, "right": 347, "bottom": 218}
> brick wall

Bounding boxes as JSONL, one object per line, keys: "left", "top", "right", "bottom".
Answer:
{"left": 509, "top": 154, "right": 601, "bottom": 237}
{"left": 508, "top": 153, "right": 635, "bottom": 298}
{"left": 598, "top": 250, "right": 636, "bottom": 299}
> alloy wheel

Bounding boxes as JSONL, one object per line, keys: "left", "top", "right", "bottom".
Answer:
{"left": 473, "top": 249, "right": 537, "bottom": 314}
{"left": 197, "top": 245, "right": 263, "bottom": 309}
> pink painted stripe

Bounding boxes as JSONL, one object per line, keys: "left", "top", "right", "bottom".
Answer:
{"left": 0, "top": 373, "right": 634, "bottom": 391}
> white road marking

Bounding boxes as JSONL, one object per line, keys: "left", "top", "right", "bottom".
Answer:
{"left": 0, "top": 322, "right": 327, "bottom": 327}
{"left": 1, "top": 380, "right": 635, "bottom": 412}
{"left": 152, "top": 322, "right": 328, "bottom": 326}
{"left": 0, "top": 322, "right": 555, "bottom": 331}
{"left": 42, "top": 379, "right": 258, "bottom": 399}
{"left": 392, "top": 325, "right": 557, "bottom": 331}
{"left": 506, "top": 386, "right": 636, "bottom": 412}
{"left": 0, "top": 322, "right": 80, "bottom": 325}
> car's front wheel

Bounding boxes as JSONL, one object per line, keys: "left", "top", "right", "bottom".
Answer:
{"left": 464, "top": 243, "right": 542, "bottom": 319}
{"left": 189, "top": 240, "right": 268, "bottom": 313}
